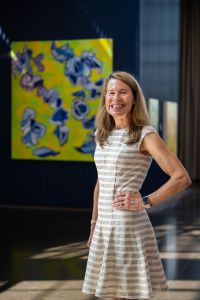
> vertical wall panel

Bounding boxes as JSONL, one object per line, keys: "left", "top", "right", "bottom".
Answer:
{"left": 140, "top": 0, "right": 180, "bottom": 101}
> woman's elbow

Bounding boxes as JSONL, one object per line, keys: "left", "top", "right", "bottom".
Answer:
{"left": 178, "top": 172, "right": 192, "bottom": 189}
{"left": 185, "top": 174, "right": 192, "bottom": 187}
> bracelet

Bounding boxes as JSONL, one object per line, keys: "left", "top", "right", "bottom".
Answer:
{"left": 91, "top": 219, "right": 97, "bottom": 224}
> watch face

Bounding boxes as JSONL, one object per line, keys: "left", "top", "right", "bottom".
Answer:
{"left": 143, "top": 196, "right": 149, "bottom": 206}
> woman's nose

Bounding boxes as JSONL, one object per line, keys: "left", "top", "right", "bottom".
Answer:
{"left": 112, "top": 92, "right": 120, "bottom": 99}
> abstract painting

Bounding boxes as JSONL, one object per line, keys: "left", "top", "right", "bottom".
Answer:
{"left": 11, "top": 38, "right": 113, "bottom": 161}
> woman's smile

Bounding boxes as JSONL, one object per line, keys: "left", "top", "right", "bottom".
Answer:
{"left": 110, "top": 103, "right": 126, "bottom": 113}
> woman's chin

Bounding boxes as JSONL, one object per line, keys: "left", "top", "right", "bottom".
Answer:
{"left": 109, "top": 110, "right": 126, "bottom": 117}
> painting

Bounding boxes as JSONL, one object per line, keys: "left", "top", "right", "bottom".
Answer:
{"left": 163, "top": 101, "right": 178, "bottom": 155}
{"left": 148, "top": 98, "right": 160, "bottom": 132}
{"left": 11, "top": 38, "right": 113, "bottom": 161}
{"left": 148, "top": 98, "right": 178, "bottom": 154}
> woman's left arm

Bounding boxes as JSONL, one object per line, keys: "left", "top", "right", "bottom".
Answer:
{"left": 140, "top": 132, "right": 192, "bottom": 206}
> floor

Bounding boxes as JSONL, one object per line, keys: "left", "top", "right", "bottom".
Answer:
{"left": 0, "top": 183, "right": 200, "bottom": 300}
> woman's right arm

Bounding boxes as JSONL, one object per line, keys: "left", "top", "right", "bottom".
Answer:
{"left": 87, "top": 178, "right": 99, "bottom": 248}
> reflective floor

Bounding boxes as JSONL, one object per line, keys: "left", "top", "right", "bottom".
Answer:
{"left": 0, "top": 182, "right": 200, "bottom": 300}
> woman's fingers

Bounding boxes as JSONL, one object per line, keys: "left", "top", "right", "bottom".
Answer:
{"left": 87, "top": 225, "right": 96, "bottom": 248}
{"left": 113, "top": 191, "right": 143, "bottom": 211}
{"left": 87, "top": 233, "right": 94, "bottom": 248}
{"left": 87, "top": 236, "right": 91, "bottom": 248}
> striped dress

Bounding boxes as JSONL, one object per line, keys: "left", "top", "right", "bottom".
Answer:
{"left": 82, "top": 125, "right": 168, "bottom": 299}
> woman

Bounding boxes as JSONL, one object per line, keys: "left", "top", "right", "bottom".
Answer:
{"left": 82, "top": 71, "right": 191, "bottom": 300}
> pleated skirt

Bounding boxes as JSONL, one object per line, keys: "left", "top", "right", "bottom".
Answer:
{"left": 82, "top": 209, "right": 168, "bottom": 299}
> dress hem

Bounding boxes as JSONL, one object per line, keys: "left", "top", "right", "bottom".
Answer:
{"left": 82, "top": 289, "right": 154, "bottom": 299}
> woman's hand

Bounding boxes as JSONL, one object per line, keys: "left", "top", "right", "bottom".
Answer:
{"left": 113, "top": 191, "right": 144, "bottom": 211}
{"left": 87, "top": 223, "right": 96, "bottom": 248}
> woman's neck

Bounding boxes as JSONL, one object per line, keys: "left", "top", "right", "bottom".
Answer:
{"left": 114, "top": 118, "right": 129, "bottom": 129}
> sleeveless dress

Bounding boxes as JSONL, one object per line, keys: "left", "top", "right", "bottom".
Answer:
{"left": 82, "top": 125, "right": 168, "bottom": 299}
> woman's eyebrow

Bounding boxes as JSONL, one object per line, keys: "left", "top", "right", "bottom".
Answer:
{"left": 107, "top": 88, "right": 128, "bottom": 92}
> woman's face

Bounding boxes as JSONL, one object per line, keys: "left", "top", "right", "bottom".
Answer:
{"left": 105, "top": 79, "right": 135, "bottom": 119}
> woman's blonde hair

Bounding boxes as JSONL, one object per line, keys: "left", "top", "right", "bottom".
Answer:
{"left": 96, "top": 71, "right": 150, "bottom": 146}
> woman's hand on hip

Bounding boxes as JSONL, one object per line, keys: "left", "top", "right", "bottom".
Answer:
{"left": 113, "top": 191, "right": 144, "bottom": 211}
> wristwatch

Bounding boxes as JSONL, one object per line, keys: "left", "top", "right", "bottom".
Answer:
{"left": 142, "top": 196, "right": 153, "bottom": 208}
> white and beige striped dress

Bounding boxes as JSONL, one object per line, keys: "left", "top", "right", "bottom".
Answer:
{"left": 82, "top": 125, "right": 168, "bottom": 299}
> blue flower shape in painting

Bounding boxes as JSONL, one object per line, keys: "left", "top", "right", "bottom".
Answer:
{"left": 82, "top": 115, "right": 96, "bottom": 130}
{"left": 51, "top": 42, "right": 74, "bottom": 63}
{"left": 65, "top": 56, "right": 91, "bottom": 85}
{"left": 64, "top": 51, "right": 102, "bottom": 86}
{"left": 72, "top": 90, "right": 86, "bottom": 98}
{"left": 53, "top": 124, "right": 69, "bottom": 146}
{"left": 81, "top": 77, "right": 104, "bottom": 99}
{"left": 72, "top": 99, "right": 89, "bottom": 121}
{"left": 20, "top": 72, "right": 43, "bottom": 91}
{"left": 43, "top": 88, "right": 63, "bottom": 108}
{"left": 32, "top": 53, "right": 45, "bottom": 72}
{"left": 75, "top": 130, "right": 96, "bottom": 155}
{"left": 12, "top": 47, "right": 44, "bottom": 76}
{"left": 81, "top": 51, "right": 102, "bottom": 70}
{"left": 51, "top": 108, "right": 69, "bottom": 125}
{"left": 75, "top": 140, "right": 96, "bottom": 155}
{"left": 21, "top": 108, "right": 45, "bottom": 147}
{"left": 33, "top": 147, "right": 60, "bottom": 158}
{"left": 12, "top": 47, "right": 32, "bottom": 76}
